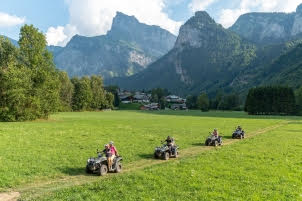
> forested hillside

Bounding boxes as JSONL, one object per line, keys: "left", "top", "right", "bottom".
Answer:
{"left": 108, "top": 6, "right": 302, "bottom": 97}
{"left": 107, "top": 11, "right": 257, "bottom": 96}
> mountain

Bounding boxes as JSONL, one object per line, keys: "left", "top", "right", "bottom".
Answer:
{"left": 107, "top": 11, "right": 257, "bottom": 95}
{"left": 47, "top": 45, "right": 63, "bottom": 55}
{"left": 51, "top": 12, "right": 176, "bottom": 78}
{"left": 108, "top": 8, "right": 302, "bottom": 96}
{"left": 1, "top": 35, "right": 18, "bottom": 46}
{"left": 230, "top": 4, "right": 302, "bottom": 45}
{"left": 261, "top": 43, "right": 302, "bottom": 88}
{"left": 229, "top": 39, "right": 302, "bottom": 92}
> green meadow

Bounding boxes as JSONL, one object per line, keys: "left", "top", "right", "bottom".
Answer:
{"left": 0, "top": 111, "right": 301, "bottom": 200}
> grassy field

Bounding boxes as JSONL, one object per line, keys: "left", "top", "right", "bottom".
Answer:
{"left": 0, "top": 110, "right": 301, "bottom": 200}
{"left": 118, "top": 103, "right": 142, "bottom": 110}
{"left": 39, "top": 121, "right": 302, "bottom": 201}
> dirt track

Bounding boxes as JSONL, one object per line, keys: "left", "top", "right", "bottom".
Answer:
{"left": 0, "top": 121, "right": 288, "bottom": 201}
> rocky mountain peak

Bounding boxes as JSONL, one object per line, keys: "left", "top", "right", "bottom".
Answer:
{"left": 110, "top": 12, "right": 139, "bottom": 32}
{"left": 193, "top": 11, "right": 216, "bottom": 24}
{"left": 174, "top": 11, "right": 223, "bottom": 49}
{"left": 296, "top": 3, "right": 302, "bottom": 14}
{"left": 50, "top": 11, "right": 176, "bottom": 79}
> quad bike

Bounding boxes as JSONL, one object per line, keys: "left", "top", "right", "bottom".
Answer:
{"left": 205, "top": 134, "right": 223, "bottom": 146}
{"left": 86, "top": 150, "right": 122, "bottom": 176}
{"left": 232, "top": 129, "right": 245, "bottom": 139}
{"left": 154, "top": 143, "right": 179, "bottom": 160}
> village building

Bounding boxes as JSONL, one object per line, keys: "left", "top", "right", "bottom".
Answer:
{"left": 165, "top": 95, "right": 187, "bottom": 110}
{"left": 118, "top": 91, "right": 133, "bottom": 104}
{"left": 140, "top": 103, "right": 160, "bottom": 110}
{"left": 133, "top": 92, "right": 150, "bottom": 103}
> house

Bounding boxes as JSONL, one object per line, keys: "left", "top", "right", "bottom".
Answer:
{"left": 171, "top": 103, "right": 187, "bottom": 110}
{"left": 165, "top": 95, "right": 186, "bottom": 104}
{"left": 133, "top": 92, "right": 150, "bottom": 103}
{"left": 118, "top": 91, "right": 133, "bottom": 104}
{"left": 140, "top": 103, "right": 160, "bottom": 110}
{"left": 166, "top": 95, "right": 187, "bottom": 110}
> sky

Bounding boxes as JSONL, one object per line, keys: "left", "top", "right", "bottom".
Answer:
{"left": 0, "top": 0, "right": 302, "bottom": 47}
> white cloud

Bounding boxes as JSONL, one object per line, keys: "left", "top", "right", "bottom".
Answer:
{"left": 189, "top": 0, "right": 217, "bottom": 12}
{"left": 218, "top": 0, "right": 302, "bottom": 28}
{"left": 46, "top": 0, "right": 182, "bottom": 46}
{"left": 46, "top": 26, "right": 67, "bottom": 46}
{"left": 46, "top": 24, "right": 77, "bottom": 46}
{"left": 219, "top": 8, "right": 247, "bottom": 28}
{"left": 0, "top": 12, "right": 25, "bottom": 27}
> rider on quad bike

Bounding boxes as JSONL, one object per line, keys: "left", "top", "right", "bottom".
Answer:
{"left": 108, "top": 141, "right": 119, "bottom": 171}
{"left": 232, "top": 125, "right": 245, "bottom": 139}
{"left": 237, "top": 126, "right": 242, "bottom": 131}
{"left": 102, "top": 144, "right": 113, "bottom": 171}
{"left": 164, "top": 136, "right": 175, "bottom": 152}
{"left": 212, "top": 129, "right": 222, "bottom": 144}
{"left": 154, "top": 136, "right": 178, "bottom": 160}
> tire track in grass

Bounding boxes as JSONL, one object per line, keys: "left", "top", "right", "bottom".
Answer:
{"left": 0, "top": 192, "right": 20, "bottom": 201}
{"left": 1, "top": 121, "right": 289, "bottom": 201}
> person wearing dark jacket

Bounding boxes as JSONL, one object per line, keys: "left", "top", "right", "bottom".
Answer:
{"left": 164, "top": 136, "right": 175, "bottom": 153}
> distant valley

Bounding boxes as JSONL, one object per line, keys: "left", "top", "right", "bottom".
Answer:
{"left": 4, "top": 5, "right": 302, "bottom": 96}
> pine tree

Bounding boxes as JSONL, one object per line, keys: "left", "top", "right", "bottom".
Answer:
{"left": 197, "top": 93, "right": 209, "bottom": 112}
{"left": 58, "top": 71, "right": 74, "bottom": 111}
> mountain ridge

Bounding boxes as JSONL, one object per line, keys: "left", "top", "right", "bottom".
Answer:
{"left": 107, "top": 8, "right": 302, "bottom": 96}
{"left": 230, "top": 4, "right": 302, "bottom": 45}
{"left": 51, "top": 12, "right": 177, "bottom": 78}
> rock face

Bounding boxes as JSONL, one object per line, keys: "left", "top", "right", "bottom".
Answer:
{"left": 174, "top": 11, "right": 217, "bottom": 49}
{"left": 108, "top": 8, "right": 302, "bottom": 96}
{"left": 107, "top": 11, "right": 257, "bottom": 95}
{"left": 230, "top": 4, "right": 302, "bottom": 45}
{"left": 51, "top": 12, "right": 176, "bottom": 78}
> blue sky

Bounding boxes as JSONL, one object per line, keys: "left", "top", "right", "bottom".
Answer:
{"left": 0, "top": 0, "right": 301, "bottom": 46}
{"left": 0, "top": 0, "right": 68, "bottom": 40}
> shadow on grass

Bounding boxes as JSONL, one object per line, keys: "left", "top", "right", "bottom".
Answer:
{"left": 191, "top": 143, "right": 204, "bottom": 146}
{"left": 222, "top": 136, "right": 234, "bottom": 140}
{"left": 129, "top": 110, "right": 301, "bottom": 120}
{"left": 138, "top": 153, "right": 154, "bottom": 159}
{"left": 57, "top": 167, "right": 86, "bottom": 176}
{"left": 288, "top": 121, "right": 302, "bottom": 124}
{"left": 285, "top": 129, "right": 301, "bottom": 133}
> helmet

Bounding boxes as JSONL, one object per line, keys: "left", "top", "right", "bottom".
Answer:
{"left": 109, "top": 141, "right": 114, "bottom": 145}
{"left": 214, "top": 128, "right": 217, "bottom": 131}
{"left": 104, "top": 144, "right": 109, "bottom": 148}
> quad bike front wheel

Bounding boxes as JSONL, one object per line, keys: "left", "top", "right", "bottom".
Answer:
{"left": 85, "top": 165, "right": 92, "bottom": 174}
{"left": 174, "top": 150, "right": 178, "bottom": 158}
{"left": 115, "top": 161, "right": 122, "bottom": 173}
{"left": 163, "top": 152, "right": 169, "bottom": 160}
{"left": 99, "top": 164, "right": 108, "bottom": 176}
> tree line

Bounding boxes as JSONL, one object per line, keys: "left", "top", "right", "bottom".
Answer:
{"left": 186, "top": 86, "right": 302, "bottom": 115}
{"left": 186, "top": 92, "right": 241, "bottom": 112}
{"left": 0, "top": 25, "right": 113, "bottom": 122}
{"left": 245, "top": 86, "right": 297, "bottom": 115}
